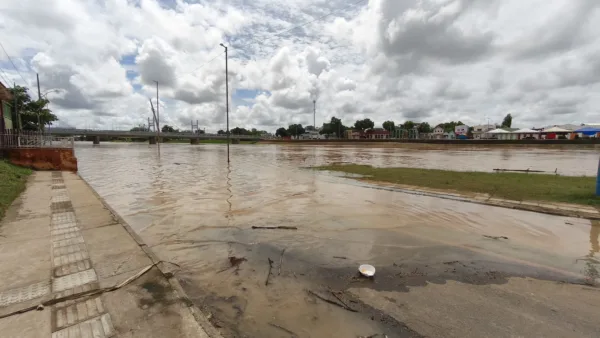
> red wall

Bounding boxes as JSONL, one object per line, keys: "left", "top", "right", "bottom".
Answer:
{"left": 2, "top": 148, "right": 78, "bottom": 171}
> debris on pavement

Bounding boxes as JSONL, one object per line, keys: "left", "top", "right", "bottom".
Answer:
{"left": 252, "top": 226, "right": 298, "bottom": 230}
{"left": 359, "top": 264, "right": 376, "bottom": 277}
{"left": 483, "top": 235, "right": 509, "bottom": 240}
{"left": 265, "top": 258, "right": 274, "bottom": 286}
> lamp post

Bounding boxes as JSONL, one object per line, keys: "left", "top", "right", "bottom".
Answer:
{"left": 220, "top": 43, "right": 230, "bottom": 163}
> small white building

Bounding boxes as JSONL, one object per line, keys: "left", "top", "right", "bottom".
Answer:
{"left": 471, "top": 124, "right": 495, "bottom": 139}
{"left": 300, "top": 130, "right": 324, "bottom": 140}
{"left": 455, "top": 124, "right": 469, "bottom": 136}
{"left": 432, "top": 125, "right": 444, "bottom": 139}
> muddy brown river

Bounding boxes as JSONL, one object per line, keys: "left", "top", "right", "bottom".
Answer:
{"left": 76, "top": 143, "right": 600, "bottom": 338}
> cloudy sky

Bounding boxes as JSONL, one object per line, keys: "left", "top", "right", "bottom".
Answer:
{"left": 1, "top": 0, "right": 599, "bottom": 132}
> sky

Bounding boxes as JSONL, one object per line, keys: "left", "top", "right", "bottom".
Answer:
{"left": 0, "top": 0, "right": 599, "bottom": 132}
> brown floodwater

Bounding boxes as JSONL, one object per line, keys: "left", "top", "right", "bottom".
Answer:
{"left": 76, "top": 143, "right": 600, "bottom": 338}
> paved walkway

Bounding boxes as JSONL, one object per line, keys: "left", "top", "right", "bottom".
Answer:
{"left": 0, "top": 171, "right": 213, "bottom": 338}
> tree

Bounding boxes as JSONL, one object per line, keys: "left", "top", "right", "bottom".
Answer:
{"left": 320, "top": 117, "right": 346, "bottom": 138}
{"left": 161, "top": 125, "right": 176, "bottom": 133}
{"left": 8, "top": 85, "right": 59, "bottom": 131}
{"left": 305, "top": 125, "right": 315, "bottom": 131}
{"left": 195, "top": 129, "right": 205, "bottom": 134}
{"left": 354, "top": 118, "right": 374, "bottom": 131}
{"left": 417, "top": 122, "right": 432, "bottom": 133}
{"left": 440, "top": 121, "right": 464, "bottom": 133}
{"left": 403, "top": 121, "right": 415, "bottom": 130}
{"left": 287, "top": 124, "right": 306, "bottom": 138}
{"left": 501, "top": 114, "right": 512, "bottom": 128}
{"left": 130, "top": 126, "right": 148, "bottom": 132}
{"left": 276, "top": 127, "right": 288, "bottom": 137}
{"left": 382, "top": 121, "right": 395, "bottom": 132}
{"left": 217, "top": 129, "right": 226, "bottom": 135}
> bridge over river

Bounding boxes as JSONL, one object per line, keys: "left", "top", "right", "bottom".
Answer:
{"left": 47, "top": 128, "right": 261, "bottom": 144}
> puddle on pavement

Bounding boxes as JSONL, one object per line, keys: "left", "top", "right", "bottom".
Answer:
{"left": 75, "top": 143, "right": 600, "bottom": 337}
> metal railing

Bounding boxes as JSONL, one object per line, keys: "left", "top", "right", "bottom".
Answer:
{"left": 0, "top": 130, "right": 74, "bottom": 149}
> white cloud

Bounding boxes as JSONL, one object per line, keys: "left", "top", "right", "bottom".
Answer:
{"left": 1, "top": 0, "right": 599, "bottom": 132}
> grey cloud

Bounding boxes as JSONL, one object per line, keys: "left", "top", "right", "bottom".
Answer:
{"left": 373, "top": 0, "right": 495, "bottom": 75}
{"left": 432, "top": 80, "right": 470, "bottom": 100}
{"left": 136, "top": 38, "right": 178, "bottom": 87}
{"left": 509, "top": 0, "right": 599, "bottom": 60}
{"left": 336, "top": 78, "right": 356, "bottom": 91}
{"left": 92, "top": 111, "right": 117, "bottom": 117}
{"left": 271, "top": 91, "right": 312, "bottom": 110}
{"left": 32, "top": 59, "right": 98, "bottom": 110}
{"left": 305, "top": 47, "right": 330, "bottom": 76}
{"left": 487, "top": 69, "right": 504, "bottom": 94}
{"left": 174, "top": 88, "right": 218, "bottom": 105}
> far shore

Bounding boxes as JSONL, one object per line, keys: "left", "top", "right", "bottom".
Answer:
{"left": 260, "top": 138, "right": 600, "bottom": 146}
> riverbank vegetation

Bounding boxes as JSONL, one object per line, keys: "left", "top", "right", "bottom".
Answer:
{"left": 315, "top": 165, "right": 599, "bottom": 206}
{"left": 0, "top": 161, "right": 32, "bottom": 220}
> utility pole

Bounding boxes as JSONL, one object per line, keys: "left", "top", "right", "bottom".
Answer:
{"left": 153, "top": 81, "right": 160, "bottom": 137}
{"left": 220, "top": 43, "right": 230, "bottom": 163}
{"left": 313, "top": 100, "right": 316, "bottom": 129}
{"left": 13, "top": 82, "right": 19, "bottom": 130}
{"left": 36, "top": 73, "right": 41, "bottom": 132}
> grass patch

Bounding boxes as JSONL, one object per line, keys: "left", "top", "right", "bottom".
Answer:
{"left": 315, "top": 164, "right": 600, "bottom": 206}
{"left": 0, "top": 161, "right": 32, "bottom": 220}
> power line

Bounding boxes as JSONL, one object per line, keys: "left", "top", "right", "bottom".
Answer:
{"left": 185, "top": 50, "right": 225, "bottom": 75}
{"left": 0, "top": 40, "right": 29, "bottom": 86}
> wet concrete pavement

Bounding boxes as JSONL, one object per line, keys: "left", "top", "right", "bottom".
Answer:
{"left": 0, "top": 171, "right": 211, "bottom": 337}
{"left": 75, "top": 143, "right": 600, "bottom": 337}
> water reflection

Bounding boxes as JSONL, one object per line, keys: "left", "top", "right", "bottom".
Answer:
{"left": 74, "top": 143, "right": 599, "bottom": 337}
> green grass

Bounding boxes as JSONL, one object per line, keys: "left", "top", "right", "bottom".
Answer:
{"left": 0, "top": 161, "right": 32, "bottom": 220}
{"left": 315, "top": 165, "right": 600, "bottom": 206}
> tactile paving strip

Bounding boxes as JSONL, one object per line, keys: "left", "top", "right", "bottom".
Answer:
{"left": 51, "top": 226, "right": 81, "bottom": 237}
{"left": 51, "top": 194, "right": 71, "bottom": 204}
{"left": 53, "top": 236, "right": 85, "bottom": 248}
{"left": 51, "top": 313, "right": 115, "bottom": 338}
{"left": 52, "top": 269, "right": 98, "bottom": 292}
{"left": 52, "top": 212, "right": 77, "bottom": 226}
{"left": 0, "top": 281, "right": 51, "bottom": 307}
{"left": 53, "top": 297, "right": 106, "bottom": 330}
{"left": 54, "top": 260, "right": 92, "bottom": 277}
{"left": 53, "top": 251, "right": 90, "bottom": 267}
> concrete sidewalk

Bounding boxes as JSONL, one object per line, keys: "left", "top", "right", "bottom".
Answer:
{"left": 0, "top": 171, "right": 214, "bottom": 338}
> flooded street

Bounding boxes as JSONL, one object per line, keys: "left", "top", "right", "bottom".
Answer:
{"left": 76, "top": 143, "right": 600, "bottom": 338}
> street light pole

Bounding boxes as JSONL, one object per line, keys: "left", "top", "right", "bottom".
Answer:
{"left": 153, "top": 81, "right": 160, "bottom": 136}
{"left": 220, "top": 43, "right": 230, "bottom": 163}
{"left": 313, "top": 100, "right": 316, "bottom": 129}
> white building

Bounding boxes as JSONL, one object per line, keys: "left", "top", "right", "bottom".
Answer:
{"left": 455, "top": 124, "right": 469, "bottom": 136}
{"left": 432, "top": 125, "right": 444, "bottom": 139}
{"left": 300, "top": 130, "right": 324, "bottom": 140}
{"left": 471, "top": 124, "right": 495, "bottom": 139}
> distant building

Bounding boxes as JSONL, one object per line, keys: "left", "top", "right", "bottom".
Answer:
{"left": 443, "top": 132, "right": 456, "bottom": 139}
{"left": 345, "top": 129, "right": 361, "bottom": 139}
{"left": 365, "top": 128, "right": 390, "bottom": 140}
{"left": 471, "top": 124, "right": 495, "bottom": 139}
{"left": 300, "top": 130, "right": 324, "bottom": 140}
{"left": 432, "top": 125, "right": 444, "bottom": 139}
{"left": 454, "top": 124, "right": 469, "bottom": 136}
